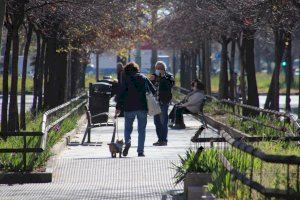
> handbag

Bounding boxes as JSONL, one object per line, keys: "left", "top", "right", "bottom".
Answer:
{"left": 145, "top": 80, "right": 161, "bottom": 116}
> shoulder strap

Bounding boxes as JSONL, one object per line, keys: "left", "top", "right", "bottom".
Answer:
{"left": 145, "top": 80, "right": 150, "bottom": 93}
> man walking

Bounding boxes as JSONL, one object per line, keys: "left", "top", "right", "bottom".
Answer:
{"left": 150, "top": 61, "right": 175, "bottom": 146}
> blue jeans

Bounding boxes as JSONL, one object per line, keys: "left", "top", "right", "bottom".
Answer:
{"left": 124, "top": 110, "right": 147, "bottom": 153}
{"left": 154, "top": 103, "right": 169, "bottom": 142}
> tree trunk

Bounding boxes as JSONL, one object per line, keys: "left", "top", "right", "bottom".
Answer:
{"left": 285, "top": 34, "right": 292, "bottom": 112}
{"left": 71, "top": 51, "right": 80, "bottom": 97}
{"left": 47, "top": 42, "right": 69, "bottom": 107}
{"left": 298, "top": 54, "right": 300, "bottom": 118}
{"left": 117, "top": 55, "right": 126, "bottom": 65}
{"left": 150, "top": 5, "right": 158, "bottom": 73}
{"left": 8, "top": 29, "right": 20, "bottom": 131}
{"left": 135, "top": 42, "right": 141, "bottom": 68}
{"left": 43, "top": 39, "right": 51, "bottom": 109}
{"left": 237, "top": 35, "right": 247, "bottom": 104}
{"left": 191, "top": 50, "right": 197, "bottom": 80}
{"left": 1, "top": 27, "right": 12, "bottom": 133}
{"left": 229, "top": 40, "right": 236, "bottom": 100}
{"left": 65, "top": 52, "right": 72, "bottom": 101}
{"left": 267, "top": 61, "right": 272, "bottom": 74}
{"left": 31, "top": 32, "right": 41, "bottom": 116}
{"left": 244, "top": 30, "right": 259, "bottom": 108}
{"left": 265, "top": 29, "right": 284, "bottom": 111}
{"left": 0, "top": 0, "right": 5, "bottom": 49}
{"left": 202, "top": 42, "right": 206, "bottom": 86}
{"left": 180, "top": 50, "right": 185, "bottom": 88}
{"left": 186, "top": 51, "right": 192, "bottom": 88}
{"left": 198, "top": 48, "right": 202, "bottom": 80}
{"left": 96, "top": 53, "right": 99, "bottom": 81}
{"left": 20, "top": 23, "right": 33, "bottom": 130}
{"left": 37, "top": 38, "right": 45, "bottom": 111}
{"left": 151, "top": 48, "right": 158, "bottom": 73}
{"left": 52, "top": 51, "right": 67, "bottom": 107}
{"left": 7, "top": 0, "right": 27, "bottom": 131}
{"left": 80, "top": 53, "right": 88, "bottom": 90}
{"left": 219, "top": 36, "right": 229, "bottom": 99}
{"left": 185, "top": 51, "right": 191, "bottom": 88}
{"left": 255, "top": 41, "right": 261, "bottom": 72}
{"left": 203, "top": 40, "right": 211, "bottom": 94}
{"left": 172, "top": 49, "right": 176, "bottom": 77}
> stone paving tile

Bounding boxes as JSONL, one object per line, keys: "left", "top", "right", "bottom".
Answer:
{"left": 0, "top": 108, "right": 218, "bottom": 200}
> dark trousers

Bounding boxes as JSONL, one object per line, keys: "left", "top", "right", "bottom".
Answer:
{"left": 169, "top": 104, "right": 191, "bottom": 125}
{"left": 154, "top": 103, "right": 169, "bottom": 142}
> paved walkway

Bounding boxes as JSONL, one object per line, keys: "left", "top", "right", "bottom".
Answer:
{"left": 0, "top": 106, "right": 217, "bottom": 200}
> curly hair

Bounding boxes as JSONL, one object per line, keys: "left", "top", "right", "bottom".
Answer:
{"left": 124, "top": 62, "right": 139, "bottom": 75}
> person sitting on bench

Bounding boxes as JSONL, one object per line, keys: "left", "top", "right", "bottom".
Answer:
{"left": 169, "top": 79, "right": 205, "bottom": 129}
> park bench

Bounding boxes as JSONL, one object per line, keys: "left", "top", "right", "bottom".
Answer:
{"left": 190, "top": 97, "right": 209, "bottom": 142}
{"left": 81, "top": 105, "right": 115, "bottom": 145}
{"left": 198, "top": 97, "right": 207, "bottom": 128}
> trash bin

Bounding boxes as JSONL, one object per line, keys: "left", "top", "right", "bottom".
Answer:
{"left": 89, "top": 82, "right": 112, "bottom": 123}
{"left": 98, "top": 79, "right": 122, "bottom": 117}
{"left": 98, "top": 79, "right": 118, "bottom": 97}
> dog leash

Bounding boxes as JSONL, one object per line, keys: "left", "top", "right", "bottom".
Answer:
{"left": 115, "top": 117, "right": 119, "bottom": 140}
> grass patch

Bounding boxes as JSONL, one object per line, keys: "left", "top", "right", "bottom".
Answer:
{"left": 0, "top": 76, "right": 34, "bottom": 94}
{"left": 0, "top": 109, "right": 83, "bottom": 172}
{"left": 172, "top": 97, "right": 300, "bottom": 199}
{"left": 210, "top": 73, "right": 299, "bottom": 94}
{"left": 2, "top": 73, "right": 298, "bottom": 94}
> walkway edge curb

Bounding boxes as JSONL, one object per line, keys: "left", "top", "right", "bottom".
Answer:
{"left": 45, "top": 114, "right": 87, "bottom": 174}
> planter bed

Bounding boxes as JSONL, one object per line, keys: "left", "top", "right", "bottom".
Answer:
{"left": 0, "top": 114, "right": 86, "bottom": 184}
{"left": 0, "top": 171, "right": 52, "bottom": 184}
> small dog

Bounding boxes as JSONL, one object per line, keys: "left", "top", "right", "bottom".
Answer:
{"left": 108, "top": 117, "right": 123, "bottom": 158}
{"left": 108, "top": 139, "right": 124, "bottom": 158}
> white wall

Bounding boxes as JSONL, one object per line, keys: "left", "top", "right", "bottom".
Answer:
{"left": 90, "top": 52, "right": 117, "bottom": 69}
{"left": 90, "top": 49, "right": 170, "bottom": 71}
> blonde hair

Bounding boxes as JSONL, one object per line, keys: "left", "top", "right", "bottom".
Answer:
{"left": 155, "top": 61, "right": 166, "bottom": 71}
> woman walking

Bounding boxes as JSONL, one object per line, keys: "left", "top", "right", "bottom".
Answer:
{"left": 115, "top": 62, "right": 155, "bottom": 157}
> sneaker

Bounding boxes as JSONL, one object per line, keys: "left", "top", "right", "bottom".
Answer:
{"left": 153, "top": 141, "right": 167, "bottom": 146}
{"left": 171, "top": 123, "right": 186, "bottom": 129}
{"left": 123, "top": 143, "right": 131, "bottom": 157}
{"left": 160, "top": 141, "right": 167, "bottom": 146}
{"left": 153, "top": 141, "right": 162, "bottom": 146}
{"left": 138, "top": 153, "right": 145, "bottom": 157}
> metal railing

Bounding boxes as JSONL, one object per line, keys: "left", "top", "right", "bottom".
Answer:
{"left": 41, "top": 93, "right": 87, "bottom": 149}
{"left": 174, "top": 86, "right": 300, "bottom": 199}
{"left": 174, "top": 86, "right": 300, "bottom": 136}
{"left": 217, "top": 130, "right": 300, "bottom": 199}
{"left": 221, "top": 99, "right": 300, "bottom": 136}
{"left": 0, "top": 93, "right": 87, "bottom": 172}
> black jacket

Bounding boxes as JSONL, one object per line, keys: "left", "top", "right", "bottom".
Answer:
{"left": 151, "top": 72, "right": 175, "bottom": 104}
{"left": 116, "top": 73, "right": 156, "bottom": 112}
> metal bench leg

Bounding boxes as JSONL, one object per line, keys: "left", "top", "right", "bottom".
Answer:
{"left": 87, "top": 128, "right": 91, "bottom": 143}
{"left": 81, "top": 125, "right": 102, "bottom": 146}
{"left": 81, "top": 126, "right": 90, "bottom": 144}
{"left": 199, "top": 115, "right": 207, "bottom": 128}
